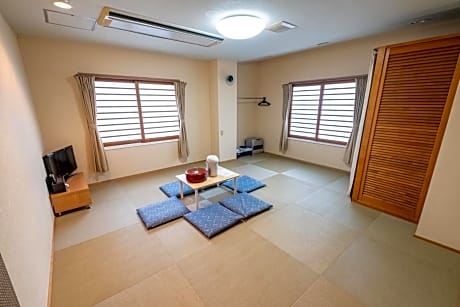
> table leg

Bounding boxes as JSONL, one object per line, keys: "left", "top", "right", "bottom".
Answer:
{"left": 195, "top": 189, "right": 199, "bottom": 210}
{"left": 233, "top": 177, "right": 237, "bottom": 195}
{"left": 179, "top": 180, "right": 184, "bottom": 198}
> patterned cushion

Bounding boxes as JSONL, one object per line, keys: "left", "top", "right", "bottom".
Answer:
{"left": 136, "top": 197, "right": 190, "bottom": 229}
{"left": 219, "top": 192, "right": 272, "bottom": 219}
{"left": 159, "top": 181, "right": 194, "bottom": 198}
{"left": 222, "top": 175, "right": 266, "bottom": 193}
{"left": 184, "top": 204, "right": 243, "bottom": 238}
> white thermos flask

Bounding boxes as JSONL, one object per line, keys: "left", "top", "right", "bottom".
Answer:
{"left": 206, "top": 155, "right": 219, "bottom": 177}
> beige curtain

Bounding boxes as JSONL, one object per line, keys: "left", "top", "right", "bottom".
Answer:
{"left": 174, "top": 81, "right": 189, "bottom": 161}
{"left": 343, "top": 75, "right": 368, "bottom": 166}
{"left": 279, "top": 83, "right": 293, "bottom": 153}
{"left": 74, "top": 73, "right": 109, "bottom": 172}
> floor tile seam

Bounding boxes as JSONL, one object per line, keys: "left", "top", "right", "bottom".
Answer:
{"left": 150, "top": 227, "right": 188, "bottom": 265}
{"left": 174, "top": 260, "right": 210, "bottom": 306}
{"left": 155, "top": 229, "right": 213, "bottom": 264}
{"left": 277, "top": 173, "right": 325, "bottom": 189}
{"left": 89, "top": 194, "right": 135, "bottom": 204}
{"left": 167, "top": 219, "right": 256, "bottom": 263}
{"left": 349, "top": 230, "right": 460, "bottom": 283}
{"left": 323, "top": 216, "right": 376, "bottom": 235}
{"left": 265, "top": 173, "right": 314, "bottom": 188}
{"left": 286, "top": 203, "right": 360, "bottom": 237}
{"left": 241, "top": 226, "right": 342, "bottom": 306}
{"left": 254, "top": 165, "right": 297, "bottom": 173}
{"left": 282, "top": 166, "right": 346, "bottom": 183}
{"left": 290, "top": 201, "right": 361, "bottom": 231}
{"left": 320, "top": 230, "right": 369, "bottom": 279}
{"left": 288, "top": 274, "right": 323, "bottom": 307}
{"left": 54, "top": 246, "right": 177, "bottom": 306}
{"left": 319, "top": 199, "right": 380, "bottom": 233}
{"left": 91, "top": 263, "right": 184, "bottom": 306}
{"left": 291, "top": 202, "right": 325, "bottom": 218}
{"left": 259, "top": 173, "right": 279, "bottom": 181}
{"left": 333, "top": 279, "right": 371, "bottom": 306}
{"left": 54, "top": 220, "right": 141, "bottom": 253}
{"left": 323, "top": 182, "right": 351, "bottom": 193}
{"left": 292, "top": 189, "right": 346, "bottom": 208}
{"left": 359, "top": 214, "right": 442, "bottom": 261}
{"left": 361, "top": 229, "right": 460, "bottom": 280}
{"left": 233, "top": 168, "right": 280, "bottom": 179}
{"left": 104, "top": 228, "right": 186, "bottom": 300}
{"left": 289, "top": 274, "right": 368, "bottom": 307}
{"left": 244, "top": 223, "right": 321, "bottom": 276}
{"left": 247, "top": 226, "right": 328, "bottom": 276}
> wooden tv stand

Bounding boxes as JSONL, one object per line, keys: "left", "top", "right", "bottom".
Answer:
{"left": 50, "top": 172, "right": 92, "bottom": 216}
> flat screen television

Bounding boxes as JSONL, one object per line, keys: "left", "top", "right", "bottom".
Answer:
{"left": 43, "top": 145, "right": 77, "bottom": 179}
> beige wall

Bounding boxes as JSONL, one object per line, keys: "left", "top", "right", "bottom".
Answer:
{"left": 237, "top": 62, "right": 260, "bottom": 146}
{"left": 249, "top": 19, "right": 460, "bottom": 170}
{"left": 416, "top": 82, "right": 460, "bottom": 251}
{"left": 0, "top": 14, "right": 54, "bottom": 307}
{"left": 18, "top": 37, "right": 213, "bottom": 182}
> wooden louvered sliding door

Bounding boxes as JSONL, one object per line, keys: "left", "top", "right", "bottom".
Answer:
{"left": 352, "top": 34, "right": 460, "bottom": 223}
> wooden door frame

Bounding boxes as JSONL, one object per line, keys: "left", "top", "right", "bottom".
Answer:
{"left": 351, "top": 34, "right": 460, "bottom": 222}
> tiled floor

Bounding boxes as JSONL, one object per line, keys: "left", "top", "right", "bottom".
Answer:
{"left": 52, "top": 153, "right": 460, "bottom": 307}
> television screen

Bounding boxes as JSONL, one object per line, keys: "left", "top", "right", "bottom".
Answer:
{"left": 43, "top": 145, "right": 77, "bottom": 179}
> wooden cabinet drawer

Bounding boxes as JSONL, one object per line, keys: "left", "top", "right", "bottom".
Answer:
{"left": 50, "top": 173, "right": 92, "bottom": 215}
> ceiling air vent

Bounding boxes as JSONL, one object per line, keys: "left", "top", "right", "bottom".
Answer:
{"left": 44, "top": 9, "right": 96, "bottom": 31}
{"left": 266, "top": 21, "right": 297, "bottom": 33}
{"left": 97, "top": 7, "right": 223, "bottom": 47}
{"left": 410, "top": 6, "right": 460, "bottom": 24}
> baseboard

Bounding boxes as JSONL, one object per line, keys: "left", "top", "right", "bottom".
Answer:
{"left": 263, "top": 150, "right": 351, "bottom": 173}
{"left": 47, "top": 214, "right": 55, "bottom": 307}
{"left": 88, "top": 159, "right": 206, "bottom": 185}
{"left": 414, "top": 234, "right": 460, "bottom": 254}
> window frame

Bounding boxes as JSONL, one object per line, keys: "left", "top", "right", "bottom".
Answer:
{"left": 288, "top": 76, "right": 358, "bottom": 146}
{"left": 94, "top": 75, "right": 180, "bottom": 147}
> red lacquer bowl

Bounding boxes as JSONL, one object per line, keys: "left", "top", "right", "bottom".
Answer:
{"left": 185, "top": 167, "right": 207, "bottom": 183}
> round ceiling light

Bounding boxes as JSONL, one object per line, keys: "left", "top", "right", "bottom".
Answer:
{"left": 216, "top": 15, "right": 265, "bottom": 40}
{"left": 53, "top": 0, "right": 72, "bottom": 9}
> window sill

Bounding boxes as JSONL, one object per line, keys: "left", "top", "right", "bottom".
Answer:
{"left": 288, "top": 137, "right": 346, "bottom": 148}
{"left": 104, "top": 139, "right": 178, "bottom": 151}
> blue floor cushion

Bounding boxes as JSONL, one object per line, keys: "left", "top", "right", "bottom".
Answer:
{"left": 219, "top": 192, "right": 272, "bottom": 219}
{"left": 222, "top": 175, "right": 266, "bottom": 193}
{"left": 159, "top": 181, "right": 194, "bottom": 198}
{"left": 184, "top": 204, "right": 243, "bottom": 238}
{"left": 136, "top": 197, "right": 190, "bottom": 229}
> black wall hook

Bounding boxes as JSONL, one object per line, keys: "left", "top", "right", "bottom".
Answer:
{"left": 237, "top": 96, "right": 271, "bottom": 107}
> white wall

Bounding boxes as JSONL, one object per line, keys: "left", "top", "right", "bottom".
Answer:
{"left": 248, "top": 19, "right": 460, "bottom": 171}
{"left": 237, "top": 62, "right": 260, "bottom": 146}
{"left": 416, "top": 82, "right": 460, "bottom": 251}
{"left": 209, "top": 61, "right": 219, "bottom": 155}
{"left": 0, "top": 14, "right": 54, "bottom": 307}
{"left": 216, "top": 60, "right": 238, "bottom": 161}
{"left": 18, "top": 37, "right": 213, "bottom": 182}
{"left": 208, "top": 60, "right": 238, "bottom": 161}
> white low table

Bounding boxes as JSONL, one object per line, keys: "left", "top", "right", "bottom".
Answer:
{"left": 176, "top": 166, "right": 239, "bottom": 209}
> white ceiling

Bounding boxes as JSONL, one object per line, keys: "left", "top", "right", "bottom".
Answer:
{"left": 0, "top": 0, "right": 459, "bottom": 61}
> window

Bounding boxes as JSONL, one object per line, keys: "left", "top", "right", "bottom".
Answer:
{"left": 95, "top": 78, "right": 180, "bottom": 146}
{"left": 288, "top": 78, "right": 356, "bottom": 145}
